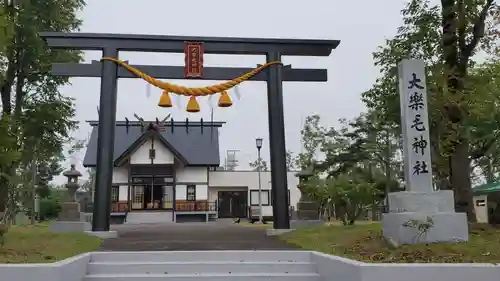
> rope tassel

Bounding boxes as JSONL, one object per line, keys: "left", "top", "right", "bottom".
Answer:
{"left": 186, "top": 96, "right": 200, "bottom": 112}
{"left": 218, "top": 90, "right": 232, "bottom": 107}
{"left": 158, "top": 91, "right": 172, "bottom": 107}
{"left": 101, "top": 57, "right": 282, "bottom": 97}
{"left": 100, "top": 57, "right": 282, "bottom": 112}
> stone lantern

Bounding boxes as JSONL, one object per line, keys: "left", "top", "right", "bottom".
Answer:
{"left": 294, "top": 165, "right": 320, "bottom": 220}
{"left": 50, "top": 164, "right": 90, "bottom": 233}
{"left": 63, "top": 164, "right": 82, "bottom": 202}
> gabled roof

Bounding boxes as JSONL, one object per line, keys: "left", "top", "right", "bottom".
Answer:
{"left": 114, "top": 129, "right": 189, "bottom": 166}
{"left": 83, "top": 121, "right": 224, "bottom": 167}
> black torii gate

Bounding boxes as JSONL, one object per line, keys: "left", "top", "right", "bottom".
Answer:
{"left": 40, "top": 32, "right": 340, "bottom": 232}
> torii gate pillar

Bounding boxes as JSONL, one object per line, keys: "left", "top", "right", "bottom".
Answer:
{"left": 40, "top": 32, "right": 340, "bottom": 232}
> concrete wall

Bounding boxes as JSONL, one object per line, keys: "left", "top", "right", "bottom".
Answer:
{"left": 0, "top": 253, "right": 90, "bottom": 281}
{"left": 311, "top": 251, "right": 500, "bottom": 281}
{"left": 2, "top": 251, "right": 499, "bottom": 281}
{"left": 208, "top": 171, "right": 300, "bottom": 216}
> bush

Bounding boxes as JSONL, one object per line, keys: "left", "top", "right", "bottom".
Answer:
{"left": 39, "top": 197, "right": 62, "bottom": 221}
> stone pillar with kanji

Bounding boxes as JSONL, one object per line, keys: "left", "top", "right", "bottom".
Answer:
{"left": 381, "top": 59, "right": 468, "bottom": 245}
{"left": 50, "top": 164, "right": 91, "bottom": 233}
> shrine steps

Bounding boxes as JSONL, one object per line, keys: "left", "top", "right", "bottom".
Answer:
{"left": 83, "top": 251, "right": 320, "bottom": 281}
{"left": 124, "top": 211, "right": 174, "bottom": 224}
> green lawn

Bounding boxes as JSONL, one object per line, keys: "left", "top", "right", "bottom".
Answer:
{"left": 0, "top": 223, "right": 102, "bottom": 263}
{"left": 280, "top": 223, "right": 500, "bottom": 263}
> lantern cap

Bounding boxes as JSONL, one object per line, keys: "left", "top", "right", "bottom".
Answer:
{"left": 63, "top": 164, "right": 82, "bottom": 178}
{"left": 294, "top": 169, "right": 314, "bottom": 178}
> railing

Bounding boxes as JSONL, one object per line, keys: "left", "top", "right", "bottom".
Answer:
{"left": 83, "top": 201, "right": 218, "bottom": 213}
{"left": 175, "top": 201, "right": 217, "bottom": 212}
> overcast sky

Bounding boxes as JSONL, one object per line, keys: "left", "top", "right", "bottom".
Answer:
{"left": 56, "top": 0, "right": 422, "bottom": 182}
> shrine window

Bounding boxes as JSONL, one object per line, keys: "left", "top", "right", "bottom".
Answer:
{"left": 111, "top": 185, "right": 119, "bottom": 203}
{"left": 186, "top": 185, "right": 196, "bottom": 201}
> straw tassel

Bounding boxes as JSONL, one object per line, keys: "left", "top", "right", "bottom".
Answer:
{"left": 158, "top": 90, "right": 172, "bottom": 108}
{"left": 186, "top": 96, "right": 200, "bottom": 112}
{"left": 218, "top": 90, "right": 232, "bottom": 107}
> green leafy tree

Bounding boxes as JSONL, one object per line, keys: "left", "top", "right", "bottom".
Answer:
{"left": 249, "top": 158, "right": 269, "bottom": 171}
{"left": 304, "top": 172, "right": 381, "bottom": 225}
{"left": 285, "top": 150, "right": 296, "bottom": 171}
{"left": 361, "top": 0, "right": 498, "bottom": 221}
{"left": 80, "top": 168, "right": 95, "bottom": 193}
{"left": 0, "top": 0, "right": 85, "bottom": 213}
{"left": 295, "top": 115, "right": 328, "bottom": 170}
{"left": 36, "top": 157, "right": 64, "bottom": 198}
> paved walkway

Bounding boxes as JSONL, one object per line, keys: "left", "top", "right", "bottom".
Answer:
{"left": 99, "top": 222, "right": 297, "bottom": 251}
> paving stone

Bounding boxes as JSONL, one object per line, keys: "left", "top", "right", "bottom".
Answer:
{"left": 100, "top": 222, "right": 297, "bottom": 251}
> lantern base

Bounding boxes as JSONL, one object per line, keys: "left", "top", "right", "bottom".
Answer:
{"left": 50, "top": 221, "right": 91, "bottom": 233}
{"left": 58, "top": 202, "right": 81, "bottom": 221}
{"left": 296, "top": 201, "right": 320, "bottom": 220}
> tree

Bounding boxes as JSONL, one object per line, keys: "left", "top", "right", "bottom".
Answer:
{"left": 440, "top": 0, "right": 498, "bottom": 221}
{"left": 249, "top": 158, "right": 268, "bottom": 171}
{"left": 36, "top": 156, "right": 64, "bottom": 198}
{"left": 295, "top": 115, "right": 323, "bottom": 169}
{"left": 293, "top": 113, "right": 400, "bottom": 221}
{"left": 468, "top": 60, "right": 500, "bottom": 184}
{"left": 285, "top": 150, "right": 296, "bottom": 171}
{"left": 80, "top": 168, "right": 95, "bottom": 194}
{"left": 303, "top": 171, "right": 382, "bottom": 225}
{"left": 0, "top": 0, "right": 85, "bottom": 216}
{"left": 361, "top": 0, "right": 498, "bottom": 221}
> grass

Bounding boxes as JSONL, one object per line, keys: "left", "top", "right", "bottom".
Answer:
{"left": 0, "top": 223, "right": 102, "bottom": 263}
{"left": 280, "top": 222, "right": 500, "bottom": 263}
{"left": 238, "top": 220, "right": 375, "bottom": 229}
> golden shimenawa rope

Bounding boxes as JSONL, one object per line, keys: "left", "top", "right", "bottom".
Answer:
{"left": 101, "top": 57, "right": 282, "bottom": 97}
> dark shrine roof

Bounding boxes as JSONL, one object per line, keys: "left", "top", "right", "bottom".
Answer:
{"left": 82, "top": 120, "right": 224, "bottom": 167}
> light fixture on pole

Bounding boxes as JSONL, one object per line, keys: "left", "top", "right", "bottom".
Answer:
{"left": 255, "top": 138, "right": 263, "bottom": 223}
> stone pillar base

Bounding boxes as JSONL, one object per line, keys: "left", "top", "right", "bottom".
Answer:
{"left": 50, "top": 221, "right": 91, "bottom": 233}
{"left": 297, "top": 201, "right": 319, "bottom": 220}
{"left": 382, "top": 191, "right": 469, "bottom": 245}
{"left": 85, "top": 230, "right": 118, "bottom": 239}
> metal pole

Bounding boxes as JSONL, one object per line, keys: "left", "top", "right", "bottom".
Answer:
{"left": 257, "top": 148, "right": 263, "bottom": 223}
{"left": 384, "top": 126, "right": 391, "bottom": 212}
{"left": 266, "top": 51, "right": 290, "bottom": 229}
{"left": 31, "top": 160, "right": 37, "bottom": 225}
{"left": 92, "top": 47, "right": 119, "bottom": 232}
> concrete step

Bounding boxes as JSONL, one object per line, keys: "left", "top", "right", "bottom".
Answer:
{"left": 83, "top": 273, "right": 320, "bottom": 281}
{"left": 125, "top": 212, "right": 174, "bottom": 224}
{"left": 87, "top": 261, "right": 316, "bottom": 275}
{"left": 90, "top": 251, "right": 311, "bottom": 263}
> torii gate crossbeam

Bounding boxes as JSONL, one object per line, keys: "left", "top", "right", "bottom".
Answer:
{"left": 40, "top": 32, "right": 340, "bottom": 232}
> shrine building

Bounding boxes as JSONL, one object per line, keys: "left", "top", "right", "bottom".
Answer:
{"left": 82, "top": 119, "right": 299, "bottom": 223}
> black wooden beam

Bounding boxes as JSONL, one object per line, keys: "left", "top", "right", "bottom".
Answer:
{"left": 52, "top": 62, "right": 328, "bottom": 82}
{"left": 40, "top": 32, "right": 340, "bottom": 56}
